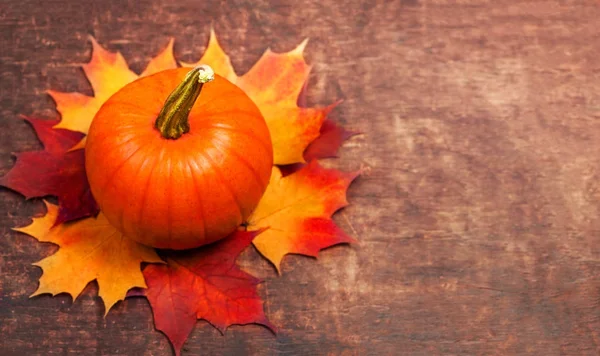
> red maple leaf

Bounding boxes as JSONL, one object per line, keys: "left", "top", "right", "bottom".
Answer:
{"left": 247, "top": 161, "right": 359, "bottom": 272}
{"left": 142, "top": 230, "right": 274, "bottom": 355}
{"left": 0, "top": 117, "right": 98, "bottom": 224}
{"left": 304, "top": 117, "right": 359, "bottom": 161}
{"left": 280, "top": 117, "right": 360, "bottom": 176}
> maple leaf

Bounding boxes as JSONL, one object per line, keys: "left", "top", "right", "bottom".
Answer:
{"left": 50, "top": 36, "right": 176, "bottom": 136}
{"left": 279, "top": 117, "right": 360, "bottom": 176}
{"left": 141, "top": 38, "right": 177, "bottom": 77}
{"left": 304, "top": 117, "right": 359, "bottom": 161}
{"left": 183, "top": 29, "right": 336, "bottom": 165}
{"left": 142, "top": 230, "right": 274, "bottom": 356}
{"left": 247, "top": 161, "right": 359, "bottom": 272}
{"left": 14, "top": 201, "right": 163, "bottom": 314}
{"left": 0, "top": 117, "right": 98, "bottom": 224}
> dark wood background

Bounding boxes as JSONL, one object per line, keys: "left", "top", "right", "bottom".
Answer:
{"left": 2, "top": 0, "right": 600, "bottom": 354}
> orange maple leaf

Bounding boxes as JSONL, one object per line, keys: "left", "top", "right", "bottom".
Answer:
{"left": 184, "top": 29, "right": 334, "bottom": 165}
{"left": 14, "top": 201, "right": 163, "bottom": 314}
{"left": 247, "top": 161, "right": 360, "bottom": 272}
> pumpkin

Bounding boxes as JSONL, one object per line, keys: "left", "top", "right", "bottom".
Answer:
{"left": 85, "top": 66, "right": 273, "bottom": 249}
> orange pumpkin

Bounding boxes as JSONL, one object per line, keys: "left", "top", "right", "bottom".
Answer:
{"left": 85, "top": 66, "right": 273, "bottom": 249}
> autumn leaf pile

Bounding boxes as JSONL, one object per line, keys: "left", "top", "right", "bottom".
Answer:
{"left": 1, "top": 30, "right": 359, "bottom": 355}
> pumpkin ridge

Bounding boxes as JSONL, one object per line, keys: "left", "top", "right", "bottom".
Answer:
{"left": 165, "top": 155, "right": 173, "bottom": 248}
{"left": 199, "top": 107, "right": 262, "bottom": 119}
{"left": 134, "top": 145, "right": 163, "bottom": 246}
{"left": 115, "top": 141, "right": 159, "bottom": 238}
{"left": 201, "top": 150, "right": 244, "bottom": 224}
{"left": 107, "top": 102, "right": 159, "bottom": 121}
{"left": 91, "top": 132, "right": 140, "bottom": 155}
{"left": 211, "top": 136, "right": 268, "bottom": 193}
{"left": 96, "top": 140, "right": 146, "bottom": 199}
{"left": 202, "top": 122, "right": 272, "bottom": 155}
{"left": 185, "top": 156, "right": 208, "bottom": 244}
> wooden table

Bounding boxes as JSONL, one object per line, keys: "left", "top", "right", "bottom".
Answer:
{"left": 2, "top": 0, "right": 600, "bottom": 354}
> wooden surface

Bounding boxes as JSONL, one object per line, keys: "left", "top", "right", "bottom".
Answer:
{"left": 2, "top": 0, "right": 600, "bottom": 354}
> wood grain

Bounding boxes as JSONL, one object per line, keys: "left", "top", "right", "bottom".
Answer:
{"left": 2, "top": 0, "right": 600, "bottom": 354}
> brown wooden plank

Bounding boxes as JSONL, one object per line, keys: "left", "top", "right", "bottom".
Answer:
{"left": 2, "top": 0, "right": 600, "bottom": 354}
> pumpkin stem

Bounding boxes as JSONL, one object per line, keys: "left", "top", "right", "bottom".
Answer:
{"left": 155, "top": 65, "right": 215, "bottom": 139}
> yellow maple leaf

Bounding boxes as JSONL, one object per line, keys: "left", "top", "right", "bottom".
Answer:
{"left": 49, "top": 36, "right": 176, "bottom": 136}
{"left": 247, "top": 161, "right": 359, "bottom": 272}
{"left": 14, "top": 201, "right": 163, "bottom": 315}
{"left": 184, "top": 30, "right": 331, "bottom": 165}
